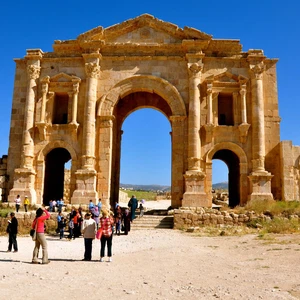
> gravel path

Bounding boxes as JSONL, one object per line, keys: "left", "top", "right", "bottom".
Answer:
{"left": 0, "top": 228, "right": 300, "bottom": 299}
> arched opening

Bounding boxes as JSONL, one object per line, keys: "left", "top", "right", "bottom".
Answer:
{"left": 110, "top": 92, "right": 173, "bottom": 205}
{"left": 43, "top": 148, "right": 71, "bottom": 205}
{"left": 212, "top": 149, "right": 240, "bottom": 207}
{"left": 120, "top": 108, "right": 171, "bottom": 188}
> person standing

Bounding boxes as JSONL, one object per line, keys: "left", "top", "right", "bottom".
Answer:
{"left": 24, "top": 196, "right": 30, "bottom": 212}
{"left": 89, "top": 199, "right": 95, "bottom": 211}
{"left": 114, "top": 205, "right": 122, "bottom": 236}
{"left": 81, "top": 213, "right": 96, "bottom": 261}
{"left": 58, "top": 217, "right": 66, "bottom": 239}
{"left": 128, "top": 195, "right": 138, "bottom": 221}
{"left": 139, "top": 202, "right": 144, "bottom": 217}
{"left": 68, "top": 216, "right": 75, "bottom": 240}
{"left": 6, "top": 212, "right": 18, "bottom": 252}
{"left": 122, "top": 208, "right": 131, "bottom": 235}
{"left": 15, "top": 195, "right": 21, "bottom": 212}
{"left": 31, "top": 207, "right": 51, "bottom": 264}
{"left": 99, "top": 209, "right": 114, "bottom": 262}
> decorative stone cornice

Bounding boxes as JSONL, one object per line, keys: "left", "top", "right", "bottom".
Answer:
{"left": 27, "top": 65, "right": 40, "bottom": 80}
{"left": 85, "top": 63, "right": 100, "bottom": 78}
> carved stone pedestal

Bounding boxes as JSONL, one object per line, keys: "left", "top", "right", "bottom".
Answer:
{"left": 8, "top": 168, "right": 37, "bottom": 204}
{"left": 248, "top": 171, "right": 274, "bottom": 201}
{"left": 182, "top": 171, "right": 210, "bottom": 207}
{"left": 71, "top": 169, "right": 98, "bottom": 205}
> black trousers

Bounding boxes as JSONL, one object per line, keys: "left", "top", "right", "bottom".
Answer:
{"left": 84, "top": 238, "right": 93, "bottom": 260}
{"left": 100, "top": 235, "right": 113, "bottom": 257}
{"left": 8, "top": 233, "right": 18, "bottom": 251}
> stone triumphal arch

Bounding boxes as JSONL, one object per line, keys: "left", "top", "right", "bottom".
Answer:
{"left": 4, "top": 14, "right": 300, "bottom": 208}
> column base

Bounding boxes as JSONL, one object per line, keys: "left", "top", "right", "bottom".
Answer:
{"left": 182, "top": 170, "right": 210, "bottom": 207}
{"left": 71, "top": 169, "right": 98, "bottom": 205}
{"left": 8, "top": 168, "right": 37, "bottom": 204}
{"left": 248, "top": 171, "right": 274, "bottom": 202}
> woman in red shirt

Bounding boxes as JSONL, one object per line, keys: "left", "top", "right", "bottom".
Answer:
{"left": 99, "top": 209, "right": 114, "bottom": 262}
{"left": 31, "top": 207, "right": 51, "bottom": 264}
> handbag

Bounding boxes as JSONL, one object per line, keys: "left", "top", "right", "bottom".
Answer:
{"left": 30, "top": 218, "right": 38, "bottom": 241}
{"left": 96, "top": 228, "right": 103, "bottom": 239}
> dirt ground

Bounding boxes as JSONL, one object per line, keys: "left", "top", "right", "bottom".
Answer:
{"left": 1, "top": 228, "right": 300, "bottom": 300}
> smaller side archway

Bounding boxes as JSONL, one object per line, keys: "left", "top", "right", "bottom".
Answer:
{"left": 36, "top": 141, "right": 78, "bottom": 205}
{"left": 206, "top": 142, "right": 248, "bottom": 207}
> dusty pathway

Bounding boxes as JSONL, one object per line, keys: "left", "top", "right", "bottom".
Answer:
{"left": 0, "top": 229, "right": 300, "bottom": 300}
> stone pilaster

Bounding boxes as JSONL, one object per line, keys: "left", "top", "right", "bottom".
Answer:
{"left": 97, "top": 115, "right": 115, "bottom": 210}
{"left": 170, "top": 115, "right": 186, "bottom": 208}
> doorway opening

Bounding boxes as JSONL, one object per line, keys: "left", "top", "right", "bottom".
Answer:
{"left": 212, "top": 149, "right": 240, "bottom": 207}
{"left": 43, "top": 148, "right": 71, "bottom": 205}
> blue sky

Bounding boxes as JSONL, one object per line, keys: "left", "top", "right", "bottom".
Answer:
{"left": 0, "top": 1, "right": 298, "bottom": 185}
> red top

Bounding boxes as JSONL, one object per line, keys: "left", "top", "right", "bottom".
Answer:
{"left": 100, "top": 216, "right": 113, "bottom": 237}
{"left": 32, "top": 210, "right": 50, "bottom": 233}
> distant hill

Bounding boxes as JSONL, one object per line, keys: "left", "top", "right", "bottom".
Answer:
{"left": 120, "top": 183, "right": 170, "bottom": 192}
{"left": 212, "top": 182, "right": 228, "bottom": 190}
{"left": 120, "top": 181, "right": 228, "bottom": 191}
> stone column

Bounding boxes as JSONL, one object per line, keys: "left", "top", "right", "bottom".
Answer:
{"left": 21, "top": 64, "right": 41, "bottom": 169}
{"left": 207, "top": 82, "right": 213, "bottom": 125}
{"left": 40, "top": 76, "right": 50, "bottom": 123}
{"left": 247, "top": 52, "right": 273, "bottom": 201}
{"left": 71, "top": 53, "right": 100, "bottom": 205}
{"left": 186, "top": 55, "right": 203, "bottom": 171}
{"left": 8, "top": 50, "right": 43, "bottom": 204}
{"left": 82, "top": 61, "right": 100, "bottom": 169}
{"left": 240, "top": 84, "right": 247, "bottom": 124}
{"left": 182, "top": 53, "right": 208, "bottom": 207}
{"left": 250, "top": 61, "right": 266, "bottom": 172}
{"left": 71, "top": 80, "right": 80, "bottom": 124}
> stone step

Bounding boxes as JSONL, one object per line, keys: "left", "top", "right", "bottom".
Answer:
{"left": 131, "top": 215, "right": 174, "bottom": 229}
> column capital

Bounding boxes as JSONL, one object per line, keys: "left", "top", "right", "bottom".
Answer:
{"left": 27, "top": 65, "right": 40, "bottom": 80}
{"left": 85, "top": 62, "right": 100, "bottom": 78}
{"left": 249, "top": 62, "right": 265, "bottom": 80}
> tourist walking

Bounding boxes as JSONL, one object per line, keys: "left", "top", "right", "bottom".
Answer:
{"left": 122, "top": 208, "right": 131, "bottom": 235}
{"left": 31, "top": 207, "right": 51, "bottom": 264}
{"left": 24, "top": 196, "right": 30, "bottom": 212}
{"left": 6, "top": 212, "right": 18, "bottom": 252}
{"left": 128, "top": 195, "right": 138, "bottom": 221}
{"left": 81, "top": 213, "right": 96, "bottom": 261}
{"left": 99, "top": 209, "right": 114, "bottom": 262}
{"left": 139, "top": 202, "right": 144, "bottom": 217}
{"left": 15, "top": 195, "right": 21, "bottom": 212}
{"left": 97, "top": 198, "right": 102, "bottom": 212}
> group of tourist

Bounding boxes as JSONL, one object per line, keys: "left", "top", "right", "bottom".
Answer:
{"left": 49, "top": 198, "right": 65, "bottom": 212}
{"left": 6, "top": 195, "right": 143, "bottom": 264}
{"left": 14, "top": 195, "right": 30, "bottom": 212}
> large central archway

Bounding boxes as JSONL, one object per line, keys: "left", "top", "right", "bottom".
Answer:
{"left": 97, "top": 75, "right": 187, "bottom": 208}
